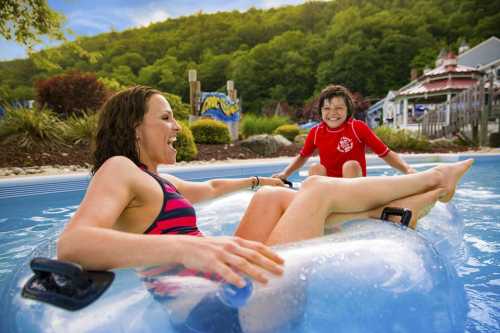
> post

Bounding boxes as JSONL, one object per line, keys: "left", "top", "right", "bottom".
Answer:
{"left": 480, "top": 76, "right": 489, "bottom": 146}
{"left": 226, "top": 80, "right": 239, "bottom": 141}
{"left": 189, "top": 70, "right": 198, "bottom": 117}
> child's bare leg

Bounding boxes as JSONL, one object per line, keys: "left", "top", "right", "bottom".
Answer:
{"left": 265, "top": 159, "right": 473, "bottom": 245}
{"left": 342, "top": 160, "right": 363, "bottom": 178}
{"left": 326, "top": 189, "right": 442, "bottom": 230}
{"left": 308, "top": 163, "right": 327, "bottom": 176}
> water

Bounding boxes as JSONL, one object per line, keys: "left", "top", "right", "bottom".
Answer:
{"left": 0, "top": 157, "right": 499, "bottom": 332}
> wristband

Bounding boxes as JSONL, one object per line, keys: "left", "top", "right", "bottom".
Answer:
{"left": 251, "top": 176, "right": 260, "bottom": 190}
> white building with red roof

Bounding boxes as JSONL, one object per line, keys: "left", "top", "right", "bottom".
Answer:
{"left": 390, "top": 52, "right": 482, "bottom": 129}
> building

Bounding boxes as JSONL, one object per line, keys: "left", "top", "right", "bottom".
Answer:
{"left": 392, "top": 52, "right": 482, "bottom": 129}
{"left": 458, "top": 36, "right": 500, "bottom": 82}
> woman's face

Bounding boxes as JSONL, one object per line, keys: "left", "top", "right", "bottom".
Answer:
{"left": 321, "top": 96, "right": 348, "bottom": 129}
{"left": 135, "top": 94, "right": 180, "bottom": 166}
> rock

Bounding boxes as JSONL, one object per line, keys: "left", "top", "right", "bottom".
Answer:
{"left": 12, "top": 167, "right": 23, "bottom": 175}
{"left": 240, "top": 134, "right": 292, "bottom": 156}
{"left": 294, "top": 133, "right": 307, "bottom": 146}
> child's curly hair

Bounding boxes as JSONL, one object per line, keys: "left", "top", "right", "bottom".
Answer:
{"left": 318, "top": 85, "right": 355, "bottom": 119}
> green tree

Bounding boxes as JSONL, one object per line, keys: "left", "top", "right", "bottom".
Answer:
{"left": 0, "top": 0, "right": 64, "bottom": 51}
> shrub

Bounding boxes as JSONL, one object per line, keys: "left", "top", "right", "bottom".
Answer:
{"left": 0, "top": 107, "right": 65, "bottom": 147}
{"left": 489, "top": 132, "right": 500, "bottom": 147}
{"left": 190, "top": 118, "right": 231, "bottom": 144}
{"left": 35, "top": 71, "right": 108, "bottom": 118}
{"left": 240, "top": 114, "right": 289, "bottom": 138}
{"left": 274, "top": 124, "right": 300, "bottom": 141}
{"left": 174, "top": 121, "right": 198, "bottom": 161}
{"left": 164, "top": 92, "right": 190, "bottom": 121}
{"left": 374, "top": 126, "right": 430, "bottom": 151}
{"left": 63, "top": 111, "right": 98, "bottom": 144}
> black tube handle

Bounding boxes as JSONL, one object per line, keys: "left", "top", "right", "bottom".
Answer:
{"left": 282, "top": 179, "right": 293, "bottom": 188}
{"left": 380, "top": 207, "right": 413, "bottom": 227}
{"left": 31, "top": 257, "right": 91, "bottom": 289}
{"left": 23, "top": 257, "right": 114, "bottom": 311}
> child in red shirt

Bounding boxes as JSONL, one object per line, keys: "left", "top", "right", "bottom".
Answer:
{"left": 274, "top": 85, "right": 415, "bottom": 179}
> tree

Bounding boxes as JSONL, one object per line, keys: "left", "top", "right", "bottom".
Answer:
{"left": 0, "top": 0, "right": 64, "bottom": 51}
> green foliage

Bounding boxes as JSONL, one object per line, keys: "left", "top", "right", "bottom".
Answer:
{"left": 174, "top": 121, "right": 198, "bottom": 161}
{"left": 240, "top": 114, "right": 289, "bottom": 138}
{"left": 1, "top": 0, "right": 498, "bottom": 110}
{"left": 190, "top": 118, "right": 231, "bottom": 144}
{"left": 0, "top": 0, "right": 64, "bottom": 50}
{"left": 0, "top": 107, "right": 64, "bottom": 147}
{"left": 489, "top": 132, "right": 500, "bottom": 148}
{"left": 274, "top": 124, "right": 300, "bottom": 141}
{"left": 62, "top": 112, "right": 98, "bottom": 144}
{"left": 164, "top": 92, "right": 190, "bottom": 120}
{"left": 374, "top": 126, "right": 430, "bottom": 151}
{"left": 35, "top": 71, "right": 108, "bottom": 118}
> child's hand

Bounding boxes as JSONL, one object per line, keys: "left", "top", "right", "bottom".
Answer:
{"left": 272, "top": 172, "right": 288, "bottom": 180}
{"left": 406, "top": 167, "right": 417, "bottom": 174}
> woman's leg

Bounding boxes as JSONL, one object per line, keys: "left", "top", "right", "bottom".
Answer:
{"left": 235, "top": 187, "right": 295, "bottom": 243}
{"left": 265, "top": 159, "right": 472, "bottom": 245}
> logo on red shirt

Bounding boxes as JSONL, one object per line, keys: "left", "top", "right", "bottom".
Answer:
{"left": 337, "top": 136, "right": 353, "bottom": 153}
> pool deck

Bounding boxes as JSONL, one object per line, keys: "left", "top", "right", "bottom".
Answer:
{"left": 0, "top": 151, "right": 498, "bottom": 199}
{"left": 0, "top": 150, "right": 499, "bottom": 181}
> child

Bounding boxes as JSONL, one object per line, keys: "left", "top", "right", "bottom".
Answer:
{"left": 273, "top": 85, "right": 415, "bottom": 180}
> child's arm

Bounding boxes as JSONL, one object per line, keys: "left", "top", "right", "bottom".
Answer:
{"left": 272, "top": 154, "right": 309, "bottom": 180}
{"left": 381, "top": 151, "right": 416, "bottom": 174}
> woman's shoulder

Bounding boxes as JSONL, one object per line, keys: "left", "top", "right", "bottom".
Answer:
{"left": 94, "top": 156, "right": 141, "bottom": 179}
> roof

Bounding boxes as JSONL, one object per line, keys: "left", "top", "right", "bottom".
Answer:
{"left": 424, "top": 63, "right": 478, "bottom": 76}
{"left": 367, "top": 98, "right": 385, "bottom": 114}
{"left": 458, "top": 36, "right": 500, "bottom": 69}
{"left": 399, "top": 78, "right": 478, "bottom": 96}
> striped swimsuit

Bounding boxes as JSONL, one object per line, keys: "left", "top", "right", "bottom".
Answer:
{"left": 139, "top": 168, "right": 243, "bottom": 332}
{"left": 142, "top": 169, "right": 201, "bottom": 237}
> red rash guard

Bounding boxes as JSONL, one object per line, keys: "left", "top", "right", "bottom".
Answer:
{"left": 300, "top": 118, "right": 390, "bottom": 177}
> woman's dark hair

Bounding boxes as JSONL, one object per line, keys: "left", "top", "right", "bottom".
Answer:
{"left": 318, "top": 85, "right": 355, "bottom": 119}
{"left": 91, "top": 85, "right": 161, "bottom": 175}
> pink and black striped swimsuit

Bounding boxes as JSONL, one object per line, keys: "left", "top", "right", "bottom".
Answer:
{"left": 141, "top": 168, "right": 202, "bottom": 237}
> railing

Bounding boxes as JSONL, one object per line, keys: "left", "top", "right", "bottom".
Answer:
{"left": 420, "top": 74, "right": 498, "bottom": 144}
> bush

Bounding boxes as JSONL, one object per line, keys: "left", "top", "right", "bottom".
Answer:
{"left": 174, "top": 121, "right": 198, "bottom": 161}
{"left": 374, "top": 126, "right": 430, "bottom": 151}
{"left": 240, "top": 114, "right": 289, "bottom": 138}
{"left": 190, "top": 118, "right": 231, "bottom": 144}
{"left": 35, "top": 71, "right": 108, "bottom": 118}
{"left": 274, "top": 124, "right": 300, "bottom": 141}
{"left": 164, "top": 93, "right": 190, "bottom": 121}
{"left": 0, "top": 107, "right": 65, "bottom": 147}
{"left": 63, "top": 111, "right": 98, "bottom": 144}
{"left": 489, "top": 132, "right": 500, "bottom": 147}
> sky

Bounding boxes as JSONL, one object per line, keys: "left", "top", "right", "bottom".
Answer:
{"left": 0, "top": 0, "right": 306, "bottom": 61}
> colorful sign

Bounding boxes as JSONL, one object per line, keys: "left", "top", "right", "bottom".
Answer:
{"left": 200, "top": 92, "right": 240, "bottom": 122}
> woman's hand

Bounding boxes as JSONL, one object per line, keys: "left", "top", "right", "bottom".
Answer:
{"left": 177, "top": 236, "right": 284, "bottom": 287}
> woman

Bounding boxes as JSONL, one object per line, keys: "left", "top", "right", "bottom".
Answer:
{"left": 57, "top": 86, "right": 473, "bottom": 289}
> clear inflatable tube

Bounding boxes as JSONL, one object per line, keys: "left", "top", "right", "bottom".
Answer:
{"left": 1, "top": 201, "right": 467, "bottom": 333}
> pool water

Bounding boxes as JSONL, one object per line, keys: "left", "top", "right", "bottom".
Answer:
{"left": 0, "top": 157, "right": 498, "bottom": 332}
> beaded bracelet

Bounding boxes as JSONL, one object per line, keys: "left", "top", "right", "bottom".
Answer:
{"left": 251, "top": 176, "right": 260, "bottom": 190}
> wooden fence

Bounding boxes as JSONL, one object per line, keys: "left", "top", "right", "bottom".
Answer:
{"left": 420, "top": 74, "right": 499, "bottom": 145}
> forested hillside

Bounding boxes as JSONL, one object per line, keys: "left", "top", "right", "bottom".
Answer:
{"left": 1, "top": 0, "right": 498, "bottom": 112}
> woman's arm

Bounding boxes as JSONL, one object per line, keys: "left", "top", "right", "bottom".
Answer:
{"left": 57, "top": 157, "right": 284, "bottom": 286}
{"left": 164, "top": 174, "right": 285, "bottom": 204}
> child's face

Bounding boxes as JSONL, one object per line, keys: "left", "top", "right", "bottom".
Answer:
{"left": 321, "top": 96, "right": 348, "bottom": 129}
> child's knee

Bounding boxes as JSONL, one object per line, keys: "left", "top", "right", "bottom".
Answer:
{"left": 308, "top": 163, "right": 327, "bottom": 176}
{"left": 342, "top": 160, "right": 362, "bottom": 178}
